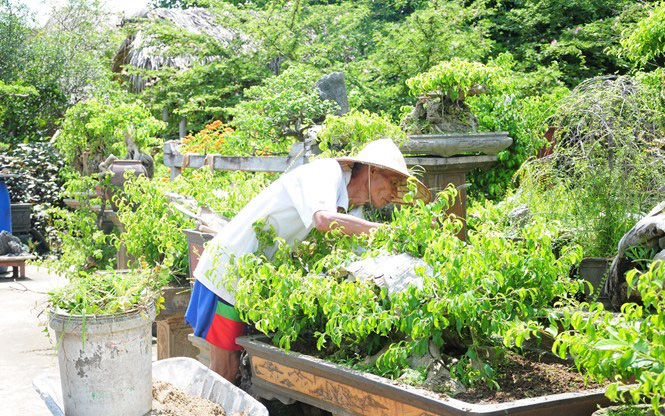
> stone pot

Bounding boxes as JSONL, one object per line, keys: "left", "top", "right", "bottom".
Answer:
{"left": 108, "top": 159, "right": 147, "bottom": 188}
{"left": 101, "top": 159, "right": 147, "bottom": 210}
{"left": 579, "top": 257, "right": 613, "bottom": 305}
{"left": 10, "top": 203, "right": 33, "bottom": 235}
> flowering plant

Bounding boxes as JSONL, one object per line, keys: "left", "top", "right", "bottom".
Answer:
{"left": 180, "top": 120, "right": 235, "bottom": 155}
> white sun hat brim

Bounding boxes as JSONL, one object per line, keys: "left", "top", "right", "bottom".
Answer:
{"left": 336, "top": 139, "right": 432, "bottom": 204}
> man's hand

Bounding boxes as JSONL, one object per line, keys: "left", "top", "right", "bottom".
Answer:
{"left": 312, "top": 210, "right": 382, "bottom": 236}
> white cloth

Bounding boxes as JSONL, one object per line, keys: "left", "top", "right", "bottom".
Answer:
{"left": 193, "top": 158, "right": 356, "bottom": 304}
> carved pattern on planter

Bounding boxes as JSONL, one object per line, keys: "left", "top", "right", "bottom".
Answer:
{"left": 251, "top": 356, "right": 437, "bottom": 416}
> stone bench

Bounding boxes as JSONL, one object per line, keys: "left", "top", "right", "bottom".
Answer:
{"left": 0, "top": 255, "right": 35, "bottom": 278}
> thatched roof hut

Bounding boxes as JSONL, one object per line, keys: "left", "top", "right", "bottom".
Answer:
{"left": 112, "top": 7, "right": 247, "bottom": 92}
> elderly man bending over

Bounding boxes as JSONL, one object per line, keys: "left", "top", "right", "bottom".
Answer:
{"left": 186, "top": 139, "right": 431, "bottom": 382}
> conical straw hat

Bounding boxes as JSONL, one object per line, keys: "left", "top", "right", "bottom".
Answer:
{"left": 337, "top": 139, "right": 432, "bottom": 204}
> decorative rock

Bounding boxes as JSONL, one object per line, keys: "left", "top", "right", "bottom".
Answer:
{"left": 0, "top": 231, "right": 27, "bottom": 256}
{"left": 508, "top": 204, "right": 530, "bottom": 225}
{"left": 654, "top": 249, "right": 665, "bottom": 262}
{"left": 314, "top": 72, "right": 349, "bottom": 115}
{"left": 659, "top": 236, "right": 665, "bottom": 249}
{"left": 423, "top": 362, "right": 466, "bottom": 396}
{"left": 608, "top": 201, "right": 665, "bottom": 309}
{"left": 343, "top": 253, "right": 431, "bottom": 298}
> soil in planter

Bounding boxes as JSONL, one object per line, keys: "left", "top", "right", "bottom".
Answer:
{"left": 454, "top": 351, "right": 604, "bottom": 404}
{"left": 151, "top": 380, "right": 250, "bottom": 416}
{"left": 283, "top": 338, "right": 605, "bottom": 405}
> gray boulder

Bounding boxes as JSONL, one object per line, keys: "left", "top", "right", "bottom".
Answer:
{"left": 0, "top": 231, "right": 26, "bottom": 256}
{"left": 314, "top": 72, "right": 349, "bottom": 115}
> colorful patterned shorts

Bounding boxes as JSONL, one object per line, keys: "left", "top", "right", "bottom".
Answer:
{"left": 185, "top": 280, "right": 245, "bottom": 351}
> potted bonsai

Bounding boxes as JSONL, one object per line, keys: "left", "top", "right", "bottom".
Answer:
{"left": 47, "top": 267, "right": 167, "bottom": 416}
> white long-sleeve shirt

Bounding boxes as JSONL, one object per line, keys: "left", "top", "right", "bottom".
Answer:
{"left": 193, "top": 158, "right": 356, "bottom": 304}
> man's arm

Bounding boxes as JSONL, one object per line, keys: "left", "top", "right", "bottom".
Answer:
{"left": 312, "top": 210, "right": 382, "bottom": 236}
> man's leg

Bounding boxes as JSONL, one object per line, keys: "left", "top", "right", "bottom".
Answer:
{"left": 210, "top": 344, "right": 241, "bottom": 383}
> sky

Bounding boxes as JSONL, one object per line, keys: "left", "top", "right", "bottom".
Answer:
{"left": 22, "top": 0, "right": 151, "bottom": 26}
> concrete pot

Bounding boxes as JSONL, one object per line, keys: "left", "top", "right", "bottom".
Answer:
{"left": 10, "top": 203, "right": 32, "bottom": 235}
{"left": 182, "top": 228, "right": 215, "bottom": 280}
{"left": 579, "top": 257, "right": 613, "bottom": 304}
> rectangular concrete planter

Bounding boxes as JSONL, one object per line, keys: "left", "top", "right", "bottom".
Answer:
{"left": 237, "top": 335, "right": 612, "bottom": 416}
{"left": 157, "top": 314, "right": 199, "bottom": 360}
{"left": 579, "top": 257, "right": 613, "bottom": 305}
{"left": 182, "top": 228, "right": 215, "bottom": 279}
{"left": 10, "top": 203, "right": 32, "bottom": 234}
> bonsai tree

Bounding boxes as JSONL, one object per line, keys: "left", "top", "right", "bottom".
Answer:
{"left": 56, "top": 95, "right": 165, "bottom": 175}
{"left": 227, "top": 65, "right": 339, "bottom": 155}
{"left": 403, "top": 58, "right": 501, "bottom": 134}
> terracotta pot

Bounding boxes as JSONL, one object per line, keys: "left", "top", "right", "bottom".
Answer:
{"left": 537, "top": 126, "right": 557, "bottom": 158}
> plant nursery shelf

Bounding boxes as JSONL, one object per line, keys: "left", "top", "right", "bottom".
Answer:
{"left": 237, "top": 335, "right": 612, "bottom": 416}
{"left": 163, "top": 140, "right": 308, "bottom": 179}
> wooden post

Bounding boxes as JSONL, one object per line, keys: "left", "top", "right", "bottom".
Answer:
{"left": 419, "top": 167, "right": 468, "bottom": 240}
{"left": 179, "top": 118, "right": 187, "bottom": 139}
{"left": 406, "top": 156, "right": 498, "bottom": 241}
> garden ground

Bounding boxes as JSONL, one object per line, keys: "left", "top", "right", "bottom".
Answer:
{"left": 0, "top": 266, "right": 159, "bottom": 415}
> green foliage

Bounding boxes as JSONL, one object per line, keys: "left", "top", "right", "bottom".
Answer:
{"left": 46, "top": 176, "right": 118, "bottom": 275}
{"left": 0, "top": 142, "right": 66, "bottom": 249}
{"left": 486, "top": 0, "right": 637, "bottom": 85}
{"left": 351, "top": 0, "right": 493, "bottom": 117}
{"left": 0, "top": 0, "right": 120, "bottom": 142}
{"left": 317, "top": 110, "right": 407, "bottom": 157}
{"left": 406, "top": 58, "right": 500, "bottom": 102}
{"left": 547, "top": 76, "right": 664, "bottom": 256}
{"left": 125, "top": 4, "right": 269, "bottom": 135}
{"left": 168, "top": 169, "right": 275, "bottom": 219}
{"left": 621, "top": 2, "right": 665, "bottom": 67}
{"left": 228, "top": 65, "right": 339, "bottom": 145}
{"left": 553, "top": 261, "right": 665, "bottom": 414}
{"left": 114, "top": 175, "right": 194, "bottom": 277}
{"left": 228, "top": 184, "right": 584, "bottom": 387}
{"left": 114, "top": 169, "right": 274, "bottom": 277}
{"left": 470, "top": 74, "right": 665, "bottom": 256}
{"left": 48, "top": 267, "right": 169, "bottom": 315}
{"left": 414, "top": 54, "right": 569, "bottom": 199}
{"left": 56, "top": 94, "right": 165, "bottom": 174}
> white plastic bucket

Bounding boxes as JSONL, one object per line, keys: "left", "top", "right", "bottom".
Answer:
{"left": 49, "top": 305, "right": 155, "bottom": 416}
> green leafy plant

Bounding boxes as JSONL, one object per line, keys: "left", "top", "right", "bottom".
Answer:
{"left": 114, "top": 169, "right": 274, "bottom": 279}
{"left": 56, "top": 95, "right": 165, "bottom": 175}
{"left": 45, "top": 175, "right": 118, "bottom": 275}
{"left": 554, "top": 261, "right": 665, "bottom": 414}
{"left": 114, "top": 174, "right": 193, "bottom": 279}
{"left": 317, "top": 110, "right": 407, "bottom": 157}
{"left": 0, "top": 142, "right": 66, "bottom": 250}
{"left": 620, "top": 2, "right": 665, "bottom": 68}
{"left": 228, "top": 65, "right": 339, "bottom": 147}
{"left": 521, "top": 76, "right": 664, "bottom": 257}
{"left": 406, "top": 58, "right": 500, "bottom": 104}
{"left": 48, "top": 267, "right": 169, "bottom": 316}
{"left": 226, "top": 183, "right": 584, "bottom": 388}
